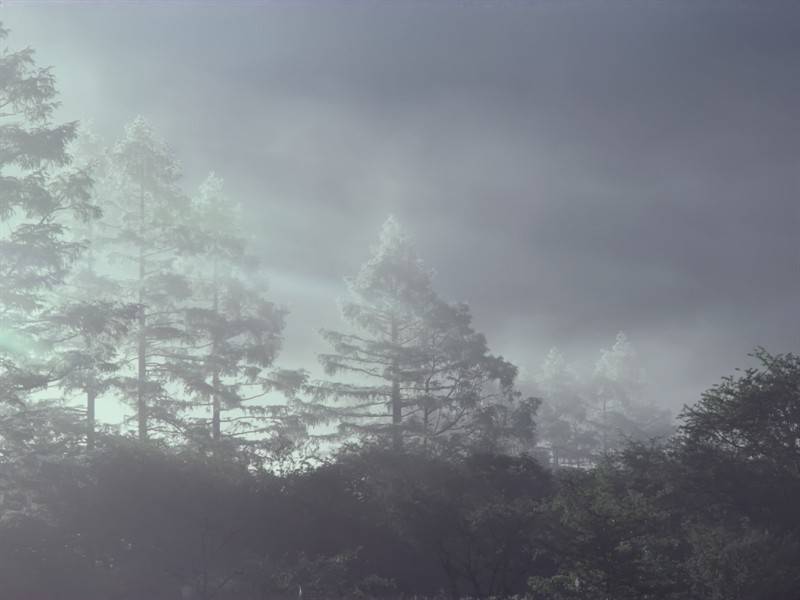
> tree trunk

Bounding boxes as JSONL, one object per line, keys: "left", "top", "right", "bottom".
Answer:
{"left": 136, "top": 177, "right": 147, "bottom": 442}
{"left": 87, "top": 387, "right": 96, "bottom": 451}
{"left": 211, "top": 369, "right": 221, "bottom": 442}
{"left": 390, "top": 315, "right": 402, "bottom": 452}
{"left": 137, "top": 300, "right": 147, "bottom": 441}
{"left": 423, "top": 406, "right": 430, "bottom": 453}
{"left": 211, "top": 259, "right": 221, "bottom": 442}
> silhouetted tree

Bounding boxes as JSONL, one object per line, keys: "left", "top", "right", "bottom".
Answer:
{"left": 39, "top": 125, "right": 137, "bottom": 449}
{"left": 315, "top": 217, "right": 535, "bottom": 454}
{"left": 0, "top": 22, "right": 96, "bottom": 407}
{"left": 105, "top": 117, "right": 189, "bottom": 440}
{"left": 175, "top": 173, "right": 304, "bottom": 453}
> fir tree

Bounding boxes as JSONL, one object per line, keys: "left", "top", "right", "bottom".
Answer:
{"left": 593, "top": 332, "right": 672, "bottom": 452}
{"left": 176, "top": 173, "right": 301, "bottom": 452}
{"left": 105, "top": 117, "right": 189, "bottom": 440}
{"left": 535, "top": 347, "right": 598, "bottom": 466}
{"left": 0, "top": 22, "right": 96, "bottom": 407}
{"left": 317, "top": 217, "right": 535, "bottom": 454}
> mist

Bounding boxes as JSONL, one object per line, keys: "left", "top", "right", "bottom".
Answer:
{"left": 2, "top": 2, "right": 800, "bottom": 599}
{"left": 7, "top": 1, "right": 800, "bottom": 412}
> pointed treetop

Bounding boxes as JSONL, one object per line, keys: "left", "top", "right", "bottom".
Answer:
{"left": 594, "top": 331, "right": 645, "bottom": 386}
{"left": 536, "top": 347, "right": 580, "bottom": 398}
{"left": 123, "top": 115, "right": 156, "bottom": 142}
{"left": 349, "top": 215, "right": 434, "bottom": 300}
{"left": 538, "top": 347, "right": 570, "bottom": 380}
{"left": 367, "top": 215, "right": 416, "bottom": 266}
{"left": 379, "top": 214, "right": 404, "bottom": 243}
{"left": 114, "top": 116, "right": 172, "bottom": 158}
{"left": 112, "top": 115, "right": 181, "bottom": 186}
{"left": 197, "top": 171, "right": 225, "bottom": 204}
{"left": 194, "top": 171, "right": 244, "bottom": 230}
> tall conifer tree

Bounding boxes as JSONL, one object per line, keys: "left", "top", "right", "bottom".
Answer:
{"left": 105, "top": 117, "right": 189, "bottom": 440}
{"left": 176, "top": 173, "right": 299, "bottom": 451}
{"left": 0, "top": 22, "right": 96, "bottom": 407}
{"left": 317, "top": 217, "right": 535, "bottom": 454}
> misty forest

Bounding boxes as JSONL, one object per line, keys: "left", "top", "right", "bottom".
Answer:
{"left": 2, "top": 4, "right": 800, "bottom": 600}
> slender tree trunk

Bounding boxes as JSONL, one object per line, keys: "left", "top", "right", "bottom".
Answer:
{"left": 137, "top": 177, "right": 147, "bottom": 441}
{"left": 211, "top": 258, "right": 221, "bottom": 442}
{"left": 390, "top": 315, "right": 402, "bottom": 451}
{"left": 85, "top": 227, "right": 98, "bottom": 451}
{"left": 423, "top": 406, "right": 430, "bottom": 453}
{"left": 211, "top": 371, "right": 221, "bottom": 442}
{"left": 87, "top": 387, "right": 96, "bottom": 451}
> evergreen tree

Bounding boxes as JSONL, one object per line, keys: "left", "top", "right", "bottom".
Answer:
{"left": 105, "top": 116, "right": 189, "bottom": 440}
{"left": 176, "top": 173, "right": 301, "bottom": 452}
{"left": 408, "top": 298, "right": 533, "bottom": 455}
{"left": 535, "top": 348, "right": 598, "bottom": 466}
{"left": 40, "top": 125, "right": 137, "bottom": 450}
{"left": 317, "top": 217, "right": 534, "bottom": 454}
{"left": 593, "top": 332, "right": 671, "bottom": 452}
{"left": 0, "top": 22, "right": 96, "bottom": 406}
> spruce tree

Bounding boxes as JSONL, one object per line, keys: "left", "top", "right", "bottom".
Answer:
{"left": 0, "top": 22, "right": 96, "bottom": 407}
{"left": 317, "top": 217, "right": 535, "bottom": 454}
{"left": 40, "top": 125, "right": 137, "bottom": 450}
{"left": 593, "top": 332, "right": 672, "bottom": 451}
{"left": 317, "top": 217, "right": 435, "bottom": 450}
{"left": 534, "top": 347, "right": 598, "bottom": 466}
{"left": 176, "top": 173, "right": 299, "bottom": 451}
{"left": 407, "top": 298, "right": 532, "bottom": 454}
{"left": 105, "top": 117, "right": 189, "bottom": 440}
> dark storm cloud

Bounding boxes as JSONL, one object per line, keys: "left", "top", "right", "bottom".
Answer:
{"left": 4, "top": 1, "right": 800, "bottom": 408}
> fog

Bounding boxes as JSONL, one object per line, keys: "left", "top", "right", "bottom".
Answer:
{"left": 6, "top": 1, "right": 799, "bottom": 414}
{"left": 2, "top": 3, "right": 800, "bottom": 598}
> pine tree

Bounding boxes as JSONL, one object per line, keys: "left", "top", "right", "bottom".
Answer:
{"left": 176, "top": 173, "right": 300, "bottom": 451}
{"left": 593, "top": 332, "right": 671, "bottom": 451}
{"left": 317, "top": 217, "right": 535, "bottom": 454}
{"left": 407, "top": 298, "right": 532, "bottom": 455}
{"left": 37, "top": 125, "right": 137, "bottom": 450}
{"left": 0, "top": 22, "right": 96, "bottom": 407}
{"left": 535, "top": 347, "right": 598, "bottom": 466}
{"left": 317, "top": 216, "right": 436, "bottom": 450}
{"left": 105, "top": 117, "right": 189, "bottom": 440}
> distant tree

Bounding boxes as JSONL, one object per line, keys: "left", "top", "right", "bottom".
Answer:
{"left": 315, "top": 216, "right": 535, "bottom": 454}
{"left": 38, "top": 301, "right": 133, "bottom": 449}
{"left": 104, "top": 117, "right": 190, "bottom": 440}
{"left": 535, "top": 348, "right": 598, "bottom": 466}
{"left": 0, "top": 22, "right": 96, "bottom": 407}
{"left": 315, "top": 216, "right": 436, "bottom": 451}
{"left": 593, "top": 332, "right": 671, "bottom": 452}
{"left": 407, "top": 298, "right": 535, "bottom": 455}
{"left": 175, "top": 173, "right": 303, "bottom": 453}
{"left": 38, "top": 125, "right": 138, "bottom": 449}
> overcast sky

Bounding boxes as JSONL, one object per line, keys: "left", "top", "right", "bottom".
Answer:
{"left": 4, "top": 1, "right": 800, "bottom": 411}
